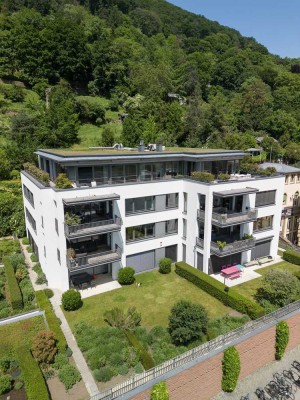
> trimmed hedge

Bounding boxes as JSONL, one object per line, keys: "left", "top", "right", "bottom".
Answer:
{"left": 275, "top": 321, "right": 289, "bottom": 360}
{"left": 191, "top": 171, "right": 215, "bottom": 182}
{"left": 150, "top": 381, "right": 169, "bottom": 400}
{"left": 35, "top": 290, "right": 67, "bottom": 352}
{"left": 222, "top": 346, "right": 240, "bottom": 392}
{"left": 125, "top": 330, "right": 155, "bottom": 370}
{"left": 283, "top": 250, "right": 300, "bottom": 265}
{"left": 4, "top": 257, "right": 23, "bottom": 310}
{"left": 175, "top": 262, "right": 264, "bottom": 319}
{"left": 17, "top": 346, "right": 49, "bottom": 400}
{"left": 23, "top": 163, "right": 50, "bottom": 185}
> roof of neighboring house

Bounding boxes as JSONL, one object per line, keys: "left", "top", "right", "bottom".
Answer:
{"left": 260, "top": 162, "right": 300, "bottom": 174}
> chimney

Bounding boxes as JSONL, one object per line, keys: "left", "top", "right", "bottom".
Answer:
{"left": 138, "top": 140, "right": 145, "bottom": 152}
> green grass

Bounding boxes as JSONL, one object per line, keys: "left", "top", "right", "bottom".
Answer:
{"left": 64, "top": 269, "right": 233, "bottom": 331}
{"left": 234, "top": 261, "right": 300, "bottom": 301}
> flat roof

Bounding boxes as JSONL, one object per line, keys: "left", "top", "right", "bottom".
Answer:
{"left": 63, "top": 194, "right": 120, "bottom": 205}
{"left": 214, "top": 187, "right": 259, "bottom": 197}
{"left": 260, "top": 163, "right": 300, "bottom": 174}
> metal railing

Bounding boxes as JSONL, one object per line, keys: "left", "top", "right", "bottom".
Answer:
{"left": 196, "top": 237, "right": 204, "bottom": 249}
{"left": 65, "top": 217, "right": 122, "bottom": 236}
{"left": 67, "top": 246, "right": 122, "bottom": 271}
{"left": 90, "top": 300, "right": 300, "bottom": 400}
{"left": 197, "top": 208, "right": 257, "bottom": 226}
{"left": 211, "top": 238, "right": 255, "bottom": 256}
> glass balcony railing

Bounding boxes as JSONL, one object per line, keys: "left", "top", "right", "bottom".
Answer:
{"left": 66, "top": 246, "right": 122, "bottom": 271}
{"left": 197, "top": 208, "right": 257, "bottom": 226}
{"left": 64, "top": 217, "right": 122, "bottom": 238}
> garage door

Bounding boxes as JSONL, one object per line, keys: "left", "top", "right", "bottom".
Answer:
{"left": 126, "top": 250, "right": 155, "bottom": 273}
{"left": 251, "top": 240, "right": 271, "bottom": 259}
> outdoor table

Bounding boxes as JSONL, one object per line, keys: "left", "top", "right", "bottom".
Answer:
{"left": 221, "top": 266, "right": 240, "bottom": 276}
{"left": 71, "top": 273, "right": 92, "bottom": 287}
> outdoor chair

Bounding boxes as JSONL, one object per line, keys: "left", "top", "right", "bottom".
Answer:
{"left": 221, "top": 265, "right": 226, "bottom": 270}
{"left": 226, "top": 264, "right": 231, "bottom": 268}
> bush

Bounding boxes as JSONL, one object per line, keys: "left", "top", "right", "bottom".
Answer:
{"left": 150, "top": 381, "right": 169, "bottom": 400}
{"left": 44, "top": 289, "right": 54, "bottom": 298}
{"left": 33, "top": 263, "right": 47, "bottom": 284}
{"left": 283, "top": 250, "right": 300, "bottom": 265}
{"left": 191, "top": 171, "right": 215, "bottom": 182}
{"left": 4, "top": 256, "right": 23, "bottom": 310}
{"left": 23, "top": 163, "right": 50, "bottom": 185}
{"left": 0, "top": 240, "right": 20, "bottom": 261}
{"left": 36, "top": 291, "right": 67, "bottom": 352}
{"left": 17, "top": 345, "right": 49, "bottom": 400}
{"left": 10, "top": 254, "right": 25, "bottom": 271}
{"left": 30, "top": 253, "right": 38, "bottom": 262}
{"left": 217, "top": 173, "right": 231, "bottom": 181}
{"left": 15, "top": 266, "right": 28, "bottom": 282}
{"left": 125, "top": 330, "right": 155, "bottom": 370}
{"left": 93, "top": 366, "right": 114, "bottom": 382}
{"left": 55, "top": 173, "right": 73, "bottom": 189}
{"left": 117, "top": 364, "right": 129, "bottom": 375}
{"left": 168, "top": 300, "right": 208, "bottom": 345}
{"left": 222, "top": 346, "right": 240, "bottom": 392}
{"left": 256, "top": 270, "right": 300, "bottom": 307}
{"left": 0, "top": 375, "right": 11, "bottom": 395}
{"left": 207, "top": 315, "right": 250, "bottom": 340}
{"left": 275, "top": 321, "right": 289, "bottom": 360}
{"left": 58, "top": 364, "right": 81, "bottom": 390}
{"left": 27, "top": 246, "right": 33, "bottom": 253}
{"left": 0, "top": 357, "right": 11, "bottom": 373}
{"left": 134, "top": 362, "right": 144, "bottom": 373}
{"left": 104, "top": 307, "right": 141, "bottom": 330}
{"left": 65, "top": 347, "right": 73, "bottom": 357}
{"left": 32, "top": 330, "right": 57, "bottom": 365}
{"left": 14, "top": 380, "right": 24, "bottom": 390}
{"left": 20, "top": 279, "right": 35, "bottom": 304}
{"left": 53, "top": 353, "right": 69, "bottom": 370}
{"left": 118, "top": 267, "right": 135, "bottom": 285}
{"left": 175, "top": 262, "right": 264, "bottom": 319}
{"left": 62, "top": 290, "right": 82, "bottom": 311}
{"left": 159, "top": 258, "right": 172, "bottom": 274}
{"left": 22, "top": 237, "right": 30, "bottom": 245}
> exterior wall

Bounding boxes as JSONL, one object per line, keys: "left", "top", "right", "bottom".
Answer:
{"left": 281, "top": 172, "right": 300, "bottom": 245}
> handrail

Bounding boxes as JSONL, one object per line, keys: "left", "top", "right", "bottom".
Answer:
{"left": 65, "top": 217, "right": 122, "bottom": 235}
{"left": 90, "top": 299, "right": 300, "bottom": 400}
{"left": 66, "top": 247, "right": 122, "bottom": 270}
{"left": 211, "top": 238, "right": 255, "bottom": 255}
{"left": 197, "top": 209, "right": 258, "bottom": 225}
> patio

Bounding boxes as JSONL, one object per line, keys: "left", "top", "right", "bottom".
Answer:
{"left": 78, "top": 274, "right": 121, "bottom": 299}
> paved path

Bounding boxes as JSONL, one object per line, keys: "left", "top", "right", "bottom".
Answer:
{"left": 20, "top": 240, "right": 47, "bottom": 291}
{"left": 213, "top": 344, "right": 300, "bottom": 400}
{"left": 50, "top": 289, "right": 99, "bottom": 397}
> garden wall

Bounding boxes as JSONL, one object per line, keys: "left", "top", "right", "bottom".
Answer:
{"left": 130, "top": 313, "right": 300, "bottom": 400}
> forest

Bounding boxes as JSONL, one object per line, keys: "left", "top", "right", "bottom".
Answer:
{"left": 1, "top": 0, "right": 300, "bottom": 234}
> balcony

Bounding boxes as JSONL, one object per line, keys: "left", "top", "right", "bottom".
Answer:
{"left": 66, "top": 247, "right": 122, "bottom": 271}
{"left": 65, "top": 217, "right": 122, "bottom": 239}
{"left": 211, "top": 238, "right": 255, "bottom": 256}
{"left": 197, "top": 208, "right": 258, "bottom": 227}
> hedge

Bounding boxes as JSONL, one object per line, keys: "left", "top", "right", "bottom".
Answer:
{"left": 35, "top": 290, "right": 67, "bottom": 352}
{"left": 4, "top": 256, "right": 23, "bottom": 310}
{"left": 17, "top": 345, "right": 49, "bottom": 400}
{"left": 150, "top": 381, "right": 169, "bottom": 400}
{"left": 283, "top": 250, "right": 300, "bottom": 265}
{"left": 125, "top": 330, "right": 155, "bottom": 370}
{"left": 175, "top": 262, "right": 264, "bottom": 319}
{"left": 23, "top": 163, "right": 50, "bottom": 185}
{"left": 222, "top": 346, "right": 240, "bottom": 392}
{"left": 275, "top": 321, "right": 289, "bottom": 360}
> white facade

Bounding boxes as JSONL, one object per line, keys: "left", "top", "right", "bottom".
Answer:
{"left": 21, "top": 150, "right": 285, "bottom": 292}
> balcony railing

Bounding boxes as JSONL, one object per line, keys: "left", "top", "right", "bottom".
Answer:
{"left": 196, "top": 237, "right": 204, "bottom": 249}
{"left": 211, "top": 238, "right": 255, "bottom": 256}
{"left": 66, "top": 246, "right": 122, "bottom": 271}
{"left": 197, "top": 208, "right": 257, "bottom": 226}
{"left": 65, "top": 217, "right": 122, "bottom": 238}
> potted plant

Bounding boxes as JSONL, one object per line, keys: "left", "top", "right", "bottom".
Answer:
{"left": 65, "top": 212, "right": 81, "bottom": 226}
{"left": 216, "top": 241, "right": 227, "bottom": 250}
{"left": 67, "top": 248, "right": 76, "bottom": 259}
{"left": 242, "top": 234, "right": 253, "bottom": 240}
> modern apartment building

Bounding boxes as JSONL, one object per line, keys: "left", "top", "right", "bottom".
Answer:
{"left": 261, "top": 162, "right": 300, "bottom": 245}
{"left": 21, "top": 147, "right": 284, "bottom": 291}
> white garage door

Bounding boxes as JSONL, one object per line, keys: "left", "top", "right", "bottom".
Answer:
{"left": 126, "top": 250, "right": 155, "bottom": 273}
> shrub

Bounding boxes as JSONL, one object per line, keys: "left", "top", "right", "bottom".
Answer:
{"left": 207, "top": 315, "right": 250, "bottom": 340}
{"left": 117, "top": 364, "right": 129, "bottom": 375}
{"left": 22, "top": 237, "right": 30, "bottom": 245}
{"left": 150, "top": 381, "right": 169, "bottom": 400}
{"left": 168, "top": 300, "right": 208, "bottom": 345}
{"left": 15, "top": 266, "right": 28, "bottom": 282}
{"left": 159, "top": 258, "right": 172, "bottom": 274}
{"left": 191, "top": 171, "right": 215, "bottom": 182}
{"left": 62, "top": 289, "right": 82, "bottom": 311}
{"left": 134, "top": 362, "right": 144, "bottom": 373}
{"left": 104, "top": 307, "right": 141, "bottom": 330}
{"left": 14, "top": 380, "right": 24, "bottom": 390}
{"left": 125, "top": 330, "right": 155, "bottom": 370}
{"left": 65, "top": 213, "right": 81, "bottom": 226}
{"left": 283, "top": 250, "right": 300, "bottom": 265}
{"left": 118, "top": 267, "right": 135, "bottom": 285}
{"left": 93, "top": 366, "right": 114, "bottom": 382}
{"left": 55, "top": 173, "right": 73, "bottom": 189}
{"left": 27, "top": 246, "right": 33, "bottom": 253}
{"left": 65, "top": 347, "right": 73, "bottom": 357}
{"left": 30, "top": 253, "right": 38, "bottom": 262}
{"left": 4, "top": 256, "right": 23, "bottom": 310}
{"left": 256, "top": 270, "right": 300, "bottom": 307}
{"left": 44, "top": 289, "right": 54, "bottom": 299}
{"left": 222, "top": 346, "right": 240, "bottom": 392}
{"left": 0, "top": 375, "right": 11, "bottom": 395}
{"left": 0, "top": 357, "right": 11, "bottom": 373}
{"left": 10, "top": 254, "right": 25, "bottom": 271}
{"left": 275, "top": 321, "right": 289, "bottom": 360}
{"left": 32, "top": 330, "right": 57, "bottom": 365}
{"left": 23, "top": 163, "right": 50, "bottom": 185}
{"left": 35, "top": 291, "right": 67, "bottom": 352}
{"left": 53, "top": 353, "right": 69, "bottom": 370}
{"left": 217, "top": 173, "right": 231, "bottom": 181}
{"left": 58, "top": 364, "right": 81, "bottom": 390}
{"left": 17, "top": 345, "right": 49, "bottom": 400}
{"left": 175, "top": 262, "right": 264, "bottom": 319}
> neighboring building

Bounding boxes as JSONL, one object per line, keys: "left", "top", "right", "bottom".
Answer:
{"left": 21, "top": 148, "right": 284, "bottom": 291}
{"left": 261, "top": 162, "right": 300, "bottom": 245}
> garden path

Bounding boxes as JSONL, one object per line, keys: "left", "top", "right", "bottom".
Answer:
{"left": 19, "top": 240, "right": 47, "bottom": 291}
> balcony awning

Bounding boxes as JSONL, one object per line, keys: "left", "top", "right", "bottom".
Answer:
{"left": 214, "top": 187, "right": 258, "bottom": 198}
{"left": 63, "top": 193, "right": 120, "bottom": 205}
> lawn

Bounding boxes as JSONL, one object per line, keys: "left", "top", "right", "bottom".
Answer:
{"left": 234, "top": 261, "right": 300, "bottom": 301}
{"left": 64, "top": 269, "right": 234, "bottom": 331}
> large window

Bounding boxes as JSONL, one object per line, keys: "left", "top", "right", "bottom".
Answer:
{"left": 23, "top": 185, "right": 34, "bottom": 208}
{"left": 165, "top": 219, "right": 178, "bottom": 235}
{"left": 183, "top": 219, "right": 187, "bottom": 239}
{"left": 126, "top": 224, "right": 155, "bottom": 242}
{"left": 253, "top": 215, "right": 273, "bottom": 232}
{"left": 183, "top": 193, "right": 188, "bottom": 213}
{"left": 255, "top": 190, "right": 276, "bottom": 207}
{"left": 125, "top": 196, "right": 155, "bottom": 215}
{"left": 166, "top": 193, "right": 178, "bottom": 209}
{"left": 25, "top": 208, "right": 36, "bottom": 233}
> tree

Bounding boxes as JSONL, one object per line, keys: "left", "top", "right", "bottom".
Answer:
{"left": 130, "top": 8, "right": 162, "bottom": 36}
{"left": 284, "top": 142, "right": 300, "bottom": 163}
{"left": 168, "top": 300, "right": 208, "bottom": 345}
{"left": 256, "top": 270, "right": 300, "bottom": 307}
{"left": 122, "top": 115, "right": 144, "bottom": 147}
{"left": 31, "top": 330, "right": 57, "bottom": 365}
{"left": 263, "top": 110, "right": 299, "bottom": 141}
{"left": 260, "top": 136, "right": 284, "bottom": 161}
{"left": 104, "top": 307, "right": 141, "bottom": 330}
{"left": 101, "top": 125, "right": 115, "bottom": 146}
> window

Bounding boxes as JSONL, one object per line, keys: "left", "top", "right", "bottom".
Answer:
{"left": 183, "top": 219, "right": 187, "bottom": 239}
{"left": 125, "top": 196, "right": 155, "bottom": 215}
{"left": 291, "top": 175, "right": 295, "bottom": 183}
{"left": 253, "top": 216, "right": 273, "bottom": 232}
{"left": 165, "top": 219, "right": 178, "bottom": 235}
{"left": 166, "top": 193, "right": 179, "bottom": 209}
{"left": 183, "top": 192, "right": 188, "bottom": 213}
{"left": 285, "top": 176, "right": 289, "bottom": 184}
{"left": 182, "top": 244, "right": 186, "bottom": 262}
{"left": 57, "top": 249, "right": 61, "bottom": 264}
{"left": 23, "top": 185, "right": 34, "bottom": 208}
{"left": 283, "top": 193, "right": 287, "bottom": 204}
{"left": 255, "top": 190, "right": 276, "bottom": 207}
{"left": 41, "top": 216, "right": 44, "bottom": 228}
{"left": 126, "top": 223, "right": 155, "bottom": 242}
{"left": 25, "top": 208, "right": 36, "bottom": 233}
{"left": 55, "top": 218, "right": 59, "bottom": 235}
{"left": 44, "top": 246, "right": 46, "bottom": 258}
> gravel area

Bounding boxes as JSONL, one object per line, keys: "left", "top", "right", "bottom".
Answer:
{"left": 213, "top": 344, "right": 300, "bottom": 400}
